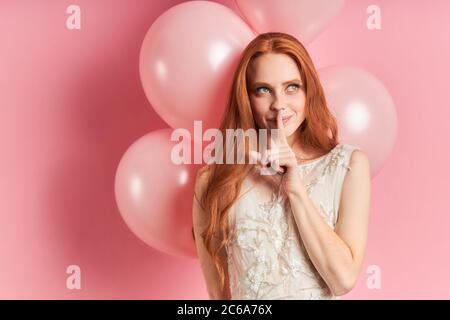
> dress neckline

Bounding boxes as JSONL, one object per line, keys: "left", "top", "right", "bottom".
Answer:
{"left": 296, "top": 143, "right": 341, "bottom": 167}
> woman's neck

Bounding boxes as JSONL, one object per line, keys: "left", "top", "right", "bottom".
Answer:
{"left": 290, "top": 137, "right": 322, "bottom": 162}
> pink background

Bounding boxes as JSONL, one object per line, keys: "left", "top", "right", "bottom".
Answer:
{"left": 1, "top": 0, "right": 449, "bottom": 299}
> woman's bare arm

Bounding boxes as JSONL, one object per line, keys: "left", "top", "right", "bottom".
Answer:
{"left": 192, "top": 168, "right": 231, "bottom": 300}
{"left": 287, "top": 149, "right": 371, "bottom": 296}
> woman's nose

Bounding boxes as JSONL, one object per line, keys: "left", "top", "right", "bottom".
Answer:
{"left": 269, "top": 94, "right": 287, "bottom": 111}
{"left": 270, "top": 102, "right": 286, "bottom": 112}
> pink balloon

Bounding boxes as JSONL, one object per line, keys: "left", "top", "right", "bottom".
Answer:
{"left": 318, "top": 66, "right": 398, "bottom": 177}
{"left": 235, "top": 0, "right": 344, "bottom": 44}
{"left": 139, "top": 1, "right": 255, "bottom": 132}
{"left": 114, "top": 128, "right": 199, "bottom": 258}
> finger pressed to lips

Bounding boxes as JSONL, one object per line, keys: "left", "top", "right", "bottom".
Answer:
{"left": 250, "top": 109, "right": 293, "bottom": 173}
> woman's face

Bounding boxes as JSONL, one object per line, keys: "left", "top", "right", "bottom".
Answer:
{"left": 247, "top": 53, "right": 306, "bottom": 144}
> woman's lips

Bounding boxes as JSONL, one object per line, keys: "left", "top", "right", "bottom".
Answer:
{"left": 282, "top": 115, "right": 293, "bottom": 124}
{"left": 267, "top": 114, "right": 293, "bottom": 125}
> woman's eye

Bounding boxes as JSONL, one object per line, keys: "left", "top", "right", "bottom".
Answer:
{"left": 256, "top": 87, "right": 269, "bottom": 94}
{"left": 255, "top": 84, "right": 300, "bottom": 95}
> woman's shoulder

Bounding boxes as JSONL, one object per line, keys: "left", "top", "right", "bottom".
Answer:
{"left": 195, "top": 165, "right": 211, "bottom": 195}
{"left": 337, "top": 143, "right": 370, "bottom": 173}
{"left": 339, "top": 143, "right": 369, "bottom": 161}
{"left": 196, "top": 164, "right": 210, "bottom": 180}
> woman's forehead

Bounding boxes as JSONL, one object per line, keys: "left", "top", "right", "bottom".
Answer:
{"left": 248, "top": 54, "right": 301, "bottom": 83}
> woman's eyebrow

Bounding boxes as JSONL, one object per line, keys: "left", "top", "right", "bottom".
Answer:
{"left": 252, "top": 79, "right": 301, "bottom": 88}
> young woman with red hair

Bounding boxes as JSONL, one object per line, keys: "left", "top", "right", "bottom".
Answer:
{"left": 192, "top": 32, "right": 371, "bottom": 300}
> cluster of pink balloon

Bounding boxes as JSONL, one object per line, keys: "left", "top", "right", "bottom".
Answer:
{"left": 114, "top": 0, "right": 397, "bottom": 258}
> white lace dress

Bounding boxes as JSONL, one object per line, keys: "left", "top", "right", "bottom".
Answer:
{"left": 225, "top": 143, "right": 359, "bottom": 300}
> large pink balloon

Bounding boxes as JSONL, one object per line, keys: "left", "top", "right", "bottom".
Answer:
{"left": 235, "top": 0, "right": 344, "bottom": 44}
{"left": 114, "top": 129, "right": 199, "bottom": 258}
{"left": 139, "top": 1, "right": 255, "bottom": 132}
{"left": 318, "top": 66, "right": 398, "bottom": 177}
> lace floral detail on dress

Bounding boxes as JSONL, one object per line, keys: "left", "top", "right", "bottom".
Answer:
{"left": 225, "top": 144, "right": 356, "bottom": 299}
{"left": 226, "top": 191, "right": 331, "bottom": 299}
{"left": 299, "top": 144, "right": 347, "bottom": 194}
{"left": 235, "top": 194, "right": 290, "bottom": 298}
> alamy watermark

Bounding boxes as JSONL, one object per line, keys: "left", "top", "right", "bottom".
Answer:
{"left": 170, "top": 121, "right": 283, "bottom": 175}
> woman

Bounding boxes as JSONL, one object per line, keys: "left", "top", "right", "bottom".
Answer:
{"left": 192, "top": 32, "right": 371, "bottom": 300}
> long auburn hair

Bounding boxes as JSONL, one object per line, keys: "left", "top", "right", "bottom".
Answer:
{"left": 194, "top": 32, "right": 339, "bottom": 292}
